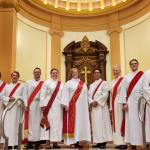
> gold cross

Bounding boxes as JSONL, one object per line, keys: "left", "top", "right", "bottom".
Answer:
{"left": 81, "top": 66, "right": 91, "bottom": 84}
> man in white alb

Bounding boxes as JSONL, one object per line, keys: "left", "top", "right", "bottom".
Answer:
{"left": 119, "top": 59, "right": 144, "bottom": 150}
{"left": 22, "top": 67, "right": 43, "bottom": 149}
{"left": 142, "top": 69, "right": 150, "bottom": 149}
{"left": 40, "top": 68, "right": 63, "bottom": 149}
{"left": 110, "top": 66, "right": 127, "bottom": 149}
{"left": 0, "top": 72, "right": 7, "bottom": 145}
{"left": 88, "top": 68, "right": 112, "bottom": 149}
{"left": 61, "top": 67, "right": 91, "bottom": 148}
{"left": 2, "top": 71, "right": 24, "bottom": 149}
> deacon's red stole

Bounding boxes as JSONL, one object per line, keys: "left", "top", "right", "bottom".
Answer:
{"left": 112, "top": 77, "right": 123, "bottom": 132}
{"left": 92, "top": 80, "right": 103, "bottom": 100}
{"left": 63, "top": 80, "right": 84, "bottom": 138}
{"left": 40, "top": 81, "right": 61, "bottom": 130}
{"left": 9, "top": 83, "right": 21, "bottom": 98}
{"left": 121, "top": 71, "right": 143, "bottom": 136}
{"left": 24, "top": 81, "right": 43, "bottom": 144}
{"left": 0, "top": 81, "right": 6, "bottom": 93}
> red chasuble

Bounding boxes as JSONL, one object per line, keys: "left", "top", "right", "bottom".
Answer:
{"left": 40, "top": 81, "right": 61, "bottom": 130}
{"left": 121, "top": 71, "right": 143, "bottom": 136}
{"left": 63, "top": 80, "right": 84, "bottom": 138}
{"left": 112, "top": 77, "right": 123, "bottom": 132}
{"left": 0, "top": 81, "right": 6, "bottom": 93}
{"left": 24, "top": 81, "right": 43, "bottom": 144}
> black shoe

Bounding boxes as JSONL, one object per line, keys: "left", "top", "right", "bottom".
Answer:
{"left": 115, "top": 145, "right": 121, "bottom": 149}
{"left": 34, "top": 141, "right": 41, "bottom": 149}
{"left": 34, "top": 144, "right": 40, "bottom": 149}
{"left": 100, "top": 142, "right": 106, "bottom": 149}
{"left": 45, "top": 146, "right": 51, "bottom": 149}
{"left": 93, "top": 143, "right": 102, "bottom": 148}
{"left": 14, "top": 145, "right": 18, "bottom": 149}
{"left": 8, "top": 146, "right": 12, "bottom": 149}
{"left": 26, "top": 144, "right": 34, "bottom": 149}
{"left": 74, "top": 143, "right": 83, "bottom": 148}
{"left": 53, "top": 145, "right": 61, "bottom": 149}
{"left": 39, "top": 140, "right": 46, "bottom": 144}
{"left": 115, "top": 145, "right": 127, "bottom": 149}
{"left": 131, "top": 145, "right": 136, "bottom": 150}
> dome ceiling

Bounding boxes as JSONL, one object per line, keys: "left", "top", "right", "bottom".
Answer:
{"left": 30, "top": 0, "right": 137, "bottom": 16}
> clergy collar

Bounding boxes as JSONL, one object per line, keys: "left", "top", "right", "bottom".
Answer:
{"left": 131, "top": 70, "right": 138, "bottom": 74}
{"left": 34, "top": 78, "right": 40, "bottom": 82}
{"left": 95, "top": 78, "right": 102, "bottom": 82}
{"left": 12, "top": 82, "right": 18, "bottom": 85}
{"left": 71, "top": 78, "right": 80, "bottom": 81}
{"left": 50, "top": 78, "right": 58, "bottom": 82}
{"left": 114, "top": 76, "right": 121, "bottom": 80}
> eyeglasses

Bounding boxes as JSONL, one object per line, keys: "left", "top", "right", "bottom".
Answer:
{"left": 130, "top": 63, "right": 138, "bottom": 65}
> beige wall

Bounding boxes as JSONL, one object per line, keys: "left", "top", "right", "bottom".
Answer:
{"left": 61, "top": 31, "right": 111, "bottom": 82}
{"left": 15, "top": 11, "right": 150, "bottom": 82}
{"left": 120, "top": 11, "right": 150, "bottom": 75}
{"left": 16, "top": 14, "right": 51, "bottom": 82}
{"left": 16, "top": 15, "right": 111, "bottom": 83}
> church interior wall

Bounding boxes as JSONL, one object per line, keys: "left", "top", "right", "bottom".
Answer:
{"left": 16, "top": 14, "right": 51, "bottom": 82}
{"left": 120, "top": 11, "right": 150, "bottom": 75}
{"left": 15, "top": 11, "right": 150, "bottom": 83}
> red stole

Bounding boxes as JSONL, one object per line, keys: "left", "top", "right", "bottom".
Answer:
{"left": 40, "top": 81, "right": 61, "bottom": 130}
{"left": 121, "top": 71, "right": 143, "bottom": 136}
{"left": 9, "top": 83, "right": 21, "bottom": 98}
{"left": 0, "top": 81, "right": 6, "bottom": 93}
{"left": 63, "top": 80, "right": 84, "bottom": 138}
{"left": 24, "top": 81, "right": 43, "bottom": 144}
{"left": 92, "top": 80, "right": 103, "bottom": 99}
{"left": 112, "top": 77, "right": 123, "bottom": 132}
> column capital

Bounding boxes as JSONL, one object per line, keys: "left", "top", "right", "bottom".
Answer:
{"left": 0, "top": 0, "right": 19, "bottom": 12}
{"left": 49, "top": 28, "right": 64, "bottom": 37}
{"left": 107, "top": 26, "right": 122, "bottom": 35}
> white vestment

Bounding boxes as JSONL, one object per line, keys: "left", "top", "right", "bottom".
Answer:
{"left": 40, "top": 78, "right": 63, "bottom": 142}
{"left": 119, "top": 71, "right": 144, "bottom": 145}
{"left": 60, "top": 78, "right": 91, "bottom": 145}
{"left": 0, "top": 80, "right": 7, "bottom": 143}
{"left": 2, "top": 83, "right": 24, "bottom": 146}
{"left": 88, "top": 79, "right": 112, "bottom": 143}
{"left": 110, "top": 77, "right": 124, "bottom": 145}
{"left": 142, "top": 69, "right": 150, "bottom": 143}
{"left": 22, "top": 79, "right": 42, "bottom": 142}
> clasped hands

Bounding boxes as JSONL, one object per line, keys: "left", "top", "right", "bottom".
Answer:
{"left": 90, "top": 100, "right": 98, "bottom": 107}
{"left": 123, "top": 104, "right": 128, "bottom": 112}
{"left": 9, "top": 97, "right": 15, "bottom": 101}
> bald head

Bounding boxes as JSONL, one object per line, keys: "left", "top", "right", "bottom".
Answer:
{"left": 112, "top": 65, "right": 121, "bottom": 79}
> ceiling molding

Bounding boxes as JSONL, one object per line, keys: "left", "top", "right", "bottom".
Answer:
{"left": 17, "top": 0, "right": 150, "bottom": 32}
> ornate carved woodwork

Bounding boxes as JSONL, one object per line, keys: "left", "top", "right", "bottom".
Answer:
{"left": 63, "top": 36, "right": 109, "bottom": 85}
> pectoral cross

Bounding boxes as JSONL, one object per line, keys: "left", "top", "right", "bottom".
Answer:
{"left": 81, "top": 66, "right": 91, "bottom": 84}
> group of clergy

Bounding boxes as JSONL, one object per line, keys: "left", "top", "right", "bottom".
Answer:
{"left": 0, "top": 58, "right": 149, "bottom": 150}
